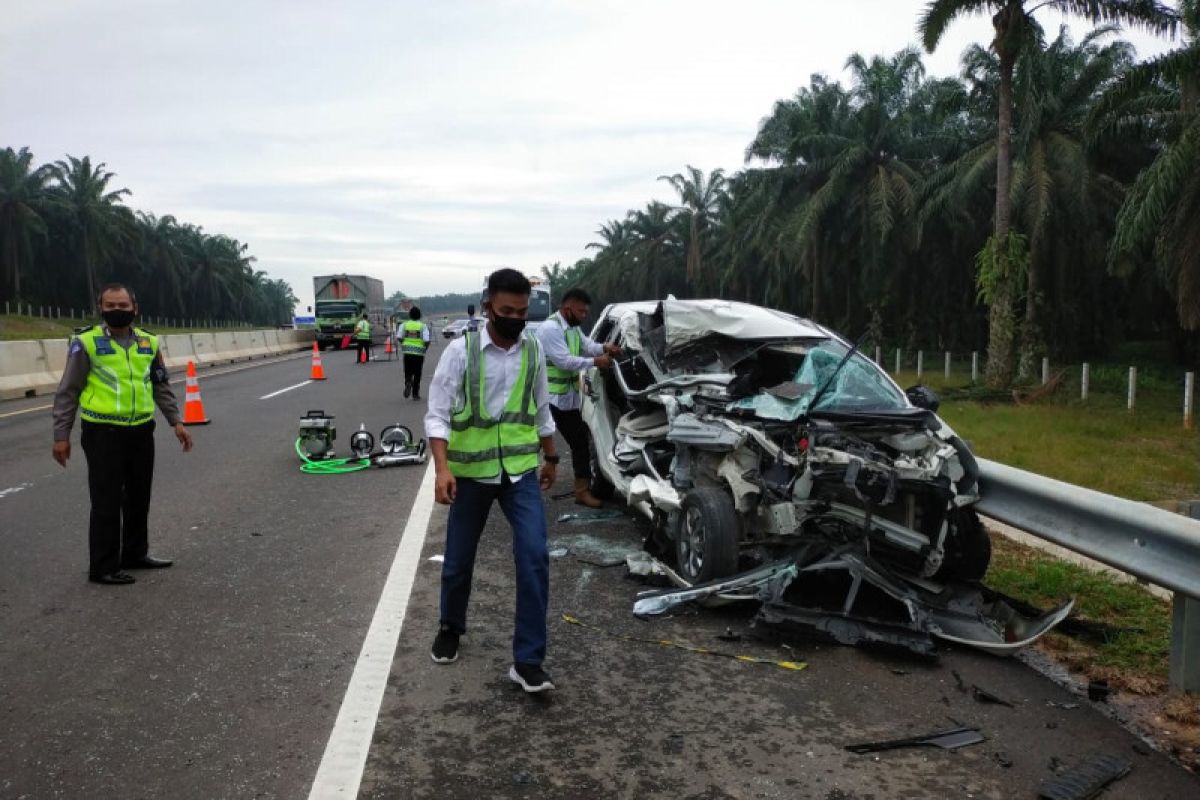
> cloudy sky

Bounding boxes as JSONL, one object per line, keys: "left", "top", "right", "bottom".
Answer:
{"left": 1, "top": 0, "right": 1176, "bottom": 311}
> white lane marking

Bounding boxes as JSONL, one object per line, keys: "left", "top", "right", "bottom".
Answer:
{"left": 0, "top": 404, "right": 52, "bottom": 419}
{"left": 259, "top": 380, "right": 311, "bottom": 400}
{"left": 307, "top": 461, "right": 437, "bottom": 799}
{"left": 0, "top": 482, "right": 32, "bottom": 499}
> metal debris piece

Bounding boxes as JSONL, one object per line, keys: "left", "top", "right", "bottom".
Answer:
{"left": 971, "top": 685, "right": 1015, "bottom": 708}
{"left": 1046, "top": 700, "right": 1081, "bottom": 710}
{"left": 549, "top": 547, "right": 569, "bottom": 558}
{"left": 555, "top": 509, "right": 625, "bottom": 524}
{"left": 1037, "top": 753, "right": 1132, "bottom": 800}
{"left": 633, "top": 560, "right": 797, "bottom": 617}
{"left": 1086, "top": 679, "right": 1110, "bottom": 703}
{"left": 716, "top": 627, "right": 742, "bottom": 642}
{"left": 844, "top": 726, "right": 985, "bottom": 754}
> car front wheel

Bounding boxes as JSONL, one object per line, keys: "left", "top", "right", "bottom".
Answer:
{"left": 675, "top": 487, "right": 740, "bottom": 583}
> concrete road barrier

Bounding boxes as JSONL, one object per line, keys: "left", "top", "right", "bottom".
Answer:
{"left": 0, "top": 328, "right": 315, "bottom": 400}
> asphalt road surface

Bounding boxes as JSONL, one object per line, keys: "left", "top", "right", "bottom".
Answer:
{"left": 1, "top": 338, "right": 1196, "bottom": 799}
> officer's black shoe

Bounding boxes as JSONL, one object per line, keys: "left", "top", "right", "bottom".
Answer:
{"left": 122, "top": 555, "right": 174, "bottom": 569}
{"left": 403, "top": 385, "right": 411, "bottom": 398}
{"left": 89, "top": 571, "right": 136, "bottom": 585}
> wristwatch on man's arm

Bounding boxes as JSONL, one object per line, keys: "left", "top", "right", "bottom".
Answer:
{"left": 543, "top": 453, "right": 560, "bottom": 465}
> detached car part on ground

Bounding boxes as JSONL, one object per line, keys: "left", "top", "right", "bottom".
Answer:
{"left": 581, "top": 299, "right": 1073, "bottom": 656}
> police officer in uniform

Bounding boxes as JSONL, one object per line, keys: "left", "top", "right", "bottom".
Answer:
{"left": 400, "top": 306, "right": 431, "bottom": 400}
{"left": 424, "top": 268, "right": 560, "bottom": 693}
{"left": 353, "top": 312, "right": 372, "bottom": 364}
{"left": 51, "top": 283, "right": 193, "bottom": 585}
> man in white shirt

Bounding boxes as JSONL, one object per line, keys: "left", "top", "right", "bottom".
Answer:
{"left": 535, "top": 288, "right": 621, "bottom": 508}
{"left": 424, "top": 269, "right": 561, "bottom": 693}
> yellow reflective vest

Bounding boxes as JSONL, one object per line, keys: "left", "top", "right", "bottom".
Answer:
{"left": 76, "top": 326, "right": 158, "bottom": 426}
{"left": 447, "top": 332, "right": 542, "bottom": 479}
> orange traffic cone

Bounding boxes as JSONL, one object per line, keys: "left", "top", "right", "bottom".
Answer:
{"left": 385, "top": 337, "right": 394, "bottom": 358}
{"left": 358, "top": 345, "right": 368, "bottom": 364}
{"left": 310, "top": 342, "right": 326, "bottom": 380}
{"left": 182, "top": 361, "right": 211, "bottom": 425}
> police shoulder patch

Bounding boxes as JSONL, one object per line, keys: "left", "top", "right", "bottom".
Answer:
{"left": 72, "top": 324, "right": 96, "bottom": 335}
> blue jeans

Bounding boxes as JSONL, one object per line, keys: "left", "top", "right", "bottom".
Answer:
{"left": 440, "top": 474, "right": 549, "bottom": 665}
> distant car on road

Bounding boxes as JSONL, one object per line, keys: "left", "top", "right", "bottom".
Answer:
{"left": 442, "top": 318, "right": 472, "bottom": 339}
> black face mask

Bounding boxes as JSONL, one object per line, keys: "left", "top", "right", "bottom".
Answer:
{"left": 102, "top": 309, "right": 135, "bottom": 329}
{"left": 491, "top": 315, "right": 526, "bottom": 341}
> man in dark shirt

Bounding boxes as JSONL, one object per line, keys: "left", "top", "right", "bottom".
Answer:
{"left": 52, "top": 283, "right": 193, "bottom": 585}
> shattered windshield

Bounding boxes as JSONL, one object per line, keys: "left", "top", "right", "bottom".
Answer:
{"left": 731, "top": 340, "right": 906, "bottom": 420}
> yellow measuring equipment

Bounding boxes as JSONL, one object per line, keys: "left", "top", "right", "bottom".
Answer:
{"left": 561, "top": 613, "right": 806, "bottom": 672}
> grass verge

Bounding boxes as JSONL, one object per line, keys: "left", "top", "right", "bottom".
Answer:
{"left": 986, "top": 534, "right": 1170, "bottom": 693}
{"left": 889, "top": 369, "right": 1199, "bottom": 502}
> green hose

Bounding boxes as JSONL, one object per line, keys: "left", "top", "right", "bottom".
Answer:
{"left": 294, "top": 438, "right": 372, "bottom": 474}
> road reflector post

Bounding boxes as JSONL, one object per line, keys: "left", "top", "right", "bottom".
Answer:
{"left": 917, "top": 350, "right": 924, "bottom": 379}
{"left": 894, "top": 348, "right": 901, "bottom": 375}
{"left": 1082, "top": 363, "right": 1090, "bottom": 402}
{"left": 1185, "top": 372, "right": 1194, "bottom": 430}
{"left": 971, "top": 352, "right": 978, "bottom": 383}
{"left": 944, "top": 351, "right": 951, "bottom": 381}
{"left": 1128, "top": 367, "right": 1137, "bottom": 412}
{"left": 1042, "top": 357, "right": 1049, "bottom": 385}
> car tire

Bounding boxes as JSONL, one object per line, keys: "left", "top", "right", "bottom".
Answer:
{"left": 589, "top": 450, "right": 616, "bottom": 501}
{"left": 933, "top": 508, "right": 991, "bottom": 582}
{"left": 675, "top": 487, "right": 740, "bottom": 583}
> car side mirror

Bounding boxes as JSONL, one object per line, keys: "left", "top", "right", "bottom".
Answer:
{"left": 905, "top": 385, "right": 940, "bottom": 413}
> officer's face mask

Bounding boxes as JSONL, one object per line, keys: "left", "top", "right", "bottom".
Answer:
{"left": 490, "top": 314, "right": 526, "bottom": 341}
{"left": 101, "top": 309, "right": 135, "bottom": 329}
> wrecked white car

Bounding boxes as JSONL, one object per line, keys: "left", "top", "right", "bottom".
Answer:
{"left": 582, "top": 299, "right": 1072, "bottom": 656}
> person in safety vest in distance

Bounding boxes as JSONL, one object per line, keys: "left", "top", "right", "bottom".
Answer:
{"left": 353, "top": 312, "right": 371, "bottom": 364}
{"left": 534, "top": 287, "right": 622, "bottom": 507}
{"left": 51, "top": 283, "right": 193, "bottom": 585}
{"left": 400, "top": 306, "right": 431, "bottom": 400}
{"left": 424, "top": 268, "right": 560, "bottom": 693}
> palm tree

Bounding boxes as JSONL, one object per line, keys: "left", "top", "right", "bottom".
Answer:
{"left": 923, "top": 27, "right": 1135, "bottom": 376}
{"left": 135, "top": 212, "right": 187, "bottom": 318}
{"left": 657, "top": 165, "right": 728, "bottom": 282}
{"left": 919, "top": 0, "right": 1178, "bottom": 387}
{"left": 46, "top": 155, "right": 134, "bottom": 311}
{"left": 626, "top": 201, "right": 680, "bottom": 298}
{"left": 0, "top": 147, "right": 50, "bottom": 304}
{"left": 745, "top": 50, "right": 931, "bottom": 332}
{"left": 1091, "top": 0, "right": 1200, "bottom": 330}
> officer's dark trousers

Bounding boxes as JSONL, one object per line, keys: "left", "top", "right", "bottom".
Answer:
{"left": 80, "top": 420, "right": 155, "bottom": 576}
{"left": 403, "top": 354, "right": 425, "bottom": 397}
{"left": 548, "top": 405, "right": 592, "bottom": 479}
{"left": 440, "top": 474, "right": 549, "bottom": 665}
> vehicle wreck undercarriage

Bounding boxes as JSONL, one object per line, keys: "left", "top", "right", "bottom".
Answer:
{"left": 581, "top": 299, "right": 1073, "bottom": 656}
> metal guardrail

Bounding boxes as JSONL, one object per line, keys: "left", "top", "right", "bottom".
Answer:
{"left": 976, "top": 458, "right": 1200, "bottom": 692}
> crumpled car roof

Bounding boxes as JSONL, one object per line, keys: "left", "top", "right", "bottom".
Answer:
{"left": 658, "top": 299, "right": 830, "bottom": 351}
{"left": 604, "top": 299, "right": 833, "bottom": 354}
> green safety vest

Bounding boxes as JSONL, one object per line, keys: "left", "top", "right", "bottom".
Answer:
{"left": 76, "top": 326, "right": 158, "bottom": 426}
{"left": 355, "top": 319, "right": 371, "bottom": 340}
{"left": 401, "top": 320, "right": 427, "bottom": 355}
{"left": 545, "top": 312, "right": 583, "bottom": 396}
{"left": 447, "top": 332, "right": 542, "bottom": 479}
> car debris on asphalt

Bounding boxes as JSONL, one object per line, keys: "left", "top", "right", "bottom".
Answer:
{"left": 844, "top": 726, "right": 986, "bottom": 754}
{"left": 1037, "top": 753, "right": 1132, "bottom": 800}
